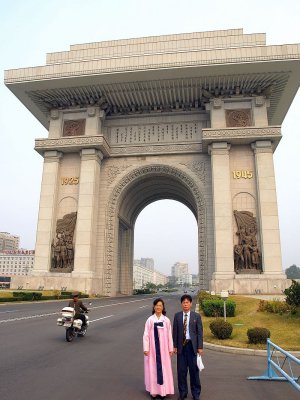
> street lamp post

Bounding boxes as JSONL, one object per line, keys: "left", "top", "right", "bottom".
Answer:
{"left": 220, "top": 290, "right": 229, "bottom": 321}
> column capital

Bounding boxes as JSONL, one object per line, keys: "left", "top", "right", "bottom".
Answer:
{"left": 251, "top": 140, "right": 273, "bottom": 153}
{"left": 208, "top": 142, "right": 231, "bottom": 155}
{"left": 80, "top": 148, "right": 103, "bottom": 162}
{"left": 43, "top": 150, "right": 63, "bottom": 162}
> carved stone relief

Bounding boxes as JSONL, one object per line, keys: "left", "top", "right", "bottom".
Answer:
{"left": 233, "top": 210, "right": 262, "bottom": 274}
{"left": 50, "top": 212, "right": 77, "bottom": 273}
{"left": 106, "top": 164, "right": 132, "bottom": 185}
{"left": 180, "top": 161, "right": 207, "bottom": 185}
{"left": 63, "top": 119, "right": 86, "bottom": 137}
{"left": 104, "top": 165, "right": 208, "bottom": 295}
{"left": 226, "top": 109, "right": 252, "bottom": 127}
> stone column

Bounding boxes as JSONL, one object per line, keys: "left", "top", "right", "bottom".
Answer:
{"left": 209, "top": 142, "right": 235, "bottom": 279}
{"left": 73, "top": 148, "right": 103, "bottom": 278}
{"left": 251, "top": 141, "right": 284, "bottom": 275}
{"left": 32, "top": 150, "right": 62, "bottom": 274}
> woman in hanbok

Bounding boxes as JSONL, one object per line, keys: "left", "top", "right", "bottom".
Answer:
{"left": 143, "top": 298, "right": 175, "bottom": 399}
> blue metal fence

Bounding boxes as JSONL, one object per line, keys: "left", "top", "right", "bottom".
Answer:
{"left": 248, "top": 339, "right": 300, "bottom": 392}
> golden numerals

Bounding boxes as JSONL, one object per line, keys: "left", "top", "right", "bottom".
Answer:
{"left": 232, "top": 170, "right": 253, "bottom": 179}
{"left": 61, "top": 177, "right": 79, "bottom": 185}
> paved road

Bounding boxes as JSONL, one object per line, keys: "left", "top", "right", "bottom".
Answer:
{"left": 0, "top": 294, "right": 298, "bottom": 400}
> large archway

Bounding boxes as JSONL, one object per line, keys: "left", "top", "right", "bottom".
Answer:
{"left": 104, "top": 164, "right": 208, "bottom": 296}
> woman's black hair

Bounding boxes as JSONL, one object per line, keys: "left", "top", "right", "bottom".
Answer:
{"left": 152, "top": 298, "right": 166, "bottom": 315}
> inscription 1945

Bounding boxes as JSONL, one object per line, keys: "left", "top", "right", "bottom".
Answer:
{"left": 232, "top": 170, "right": 253, "bottom": 179}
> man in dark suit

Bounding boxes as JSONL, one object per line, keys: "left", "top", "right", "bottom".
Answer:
{"left": 173, "top": 294, "right": 203, "bottom": 400}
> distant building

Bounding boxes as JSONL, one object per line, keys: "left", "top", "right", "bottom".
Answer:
{"left": 0, "top": 249, "right": 35, "bottom": 277}
{"left": 171, "top": 261, "right": 192, "bottom": 286}
{"left": 153, "top": 270, "right": 168, "bottom": 286}
{"left": 140, "top": 258, "right": 154, "bottom": 270}
{"left": 192, "top": 274, "right": 199, "bottom": 286}
{"left": 0, "top": 232, "right": 20, "bottom": 251}
{"left": 133, "top": 258, "right": 168, "bottom": 289}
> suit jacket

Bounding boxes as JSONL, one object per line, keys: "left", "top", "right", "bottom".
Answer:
{"left": 173, "top": 310, "right": 203, "bottom": 355}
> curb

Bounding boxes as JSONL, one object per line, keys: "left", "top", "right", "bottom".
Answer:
{"left": 204, "top": 341, "right": 300, "bottom": 358}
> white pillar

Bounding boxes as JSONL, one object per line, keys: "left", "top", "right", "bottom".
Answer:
{"left": 32, "top": 150, "right": 62, "bottom": 274}
{"left": 73, "top": 148, "right": 103, "bottom": 278}
{"left": 252, "top": 141, "right": 284, "bottom": 275}
{"left": 209, "top": 142, "right": 235, "bottom": 279}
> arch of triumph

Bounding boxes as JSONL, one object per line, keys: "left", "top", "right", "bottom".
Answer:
{"left": 5, "top": 28, "right": 300, "bottom": 296}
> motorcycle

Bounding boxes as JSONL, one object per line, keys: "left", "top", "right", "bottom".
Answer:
{"left": 57, "top": 306, "right": 90, "bottom": 342}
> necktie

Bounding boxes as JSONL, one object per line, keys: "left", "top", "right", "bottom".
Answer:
{"left": 154, "top": 322, "right": 164, "bottom": 385}
{"left": 183, "top": 313, "right": 188, "bottom": 345}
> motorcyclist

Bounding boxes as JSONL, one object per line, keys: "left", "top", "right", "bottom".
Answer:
{"left": 68, "top": 292, "right": 88, "bottom": 328}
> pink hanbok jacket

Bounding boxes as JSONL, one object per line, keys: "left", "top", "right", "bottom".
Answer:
{"left": 143, "top": 314, "right": 175, "bottom": 396}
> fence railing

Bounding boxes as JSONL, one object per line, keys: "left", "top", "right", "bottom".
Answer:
{"left": 248, "top": 339, "right": 300, "bottom": 392}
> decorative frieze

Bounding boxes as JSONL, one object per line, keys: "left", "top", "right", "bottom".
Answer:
{"left": 35, "top": 136, "right": 110, "bottom": 157}
{"left": 111, "top": 143, "right": 202, "bottom": 156}
{"left": 202, "top": 126, "right": 281, "bottom": 152}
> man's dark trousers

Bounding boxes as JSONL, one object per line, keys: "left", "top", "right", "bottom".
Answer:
{"left": 177, "top": 340, "right": 201, "bottom": 400}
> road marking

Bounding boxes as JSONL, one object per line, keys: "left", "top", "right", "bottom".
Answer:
{"left": 0, "top": 297, "right": 157, "bottom": 324}
{"left": 0, "top": 312, "right": 58, "bottom": 324}
{"left": 139, "top": 305, "right": 148, "bottom": 309}
{"left": 0, "top": 310, "right": 20, "bottom": 314}
{"left": 90, "top": 297, "right": 156, "bottom": 310}
{"left": 89, "top": 315, "right": 114, "bottom": 323}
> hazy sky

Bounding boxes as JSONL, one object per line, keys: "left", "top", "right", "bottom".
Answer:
{"left": 1, "top": 0, "right": 299, "bottom": 275}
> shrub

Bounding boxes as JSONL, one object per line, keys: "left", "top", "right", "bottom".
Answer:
{"left": 198, "top": 291, "right": 221, "bottom": 307}
{"left": 202, "top": 299, "right": 236, "bottom": 317}
{"left": 247, "top": 327, "right": 270, "bottom": 344}
{"left": 257, "top": 299, "right": 290, "bottom": 314}
{"left": 12, "top": 292, "right": 42, "bottom": 301}
{"left": 284, "top": 280, "right": 300, "bottom": 307}
{"left": 209, "top": 319, "right": 233, "bottom": 339}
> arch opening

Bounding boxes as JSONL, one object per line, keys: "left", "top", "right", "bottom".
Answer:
{"left": 133, "top": 199, "right": 198, "bottom": 291}
{"left": 105, "top": 165, "right": 208, "bottom": 296}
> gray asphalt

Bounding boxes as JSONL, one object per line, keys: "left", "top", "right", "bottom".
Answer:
{"left": 0, "top": 293, "right": 298, "bottom": 400}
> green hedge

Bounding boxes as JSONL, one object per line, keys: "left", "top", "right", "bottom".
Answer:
{"left": 202, "top": 299, "right": 236, "bottom": 317}
{"left": 0, "top": 297, "right": 22, "bottom": 302}
{"left": 198, "top": 291, "right": 221, "bottom": 307}
{"left": 0, "top": 292, "right": 89, "bottom": 302}
{"left": 12, "top": 292, "right": 42, "bottom": 301}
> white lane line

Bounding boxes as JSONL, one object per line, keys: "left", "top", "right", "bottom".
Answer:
{"left": 89, "top": 315, "right": 114, "bottom": 323}
{"left": 139, "top": 305, "right": 148, "bottom": 309}
{"left": 0, "top": 312, "right": 59, "bottom": 324}
{"left": 90, "top": 297, "right": 155, "bottom": 310}
{"left": 0, "top": 310, "right": 20, "bottom": 314}
{"left": 0, "top": 297, "right": 156, "bottom": 324}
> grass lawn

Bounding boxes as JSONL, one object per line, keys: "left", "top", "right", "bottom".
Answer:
{"left": 200, "top": 296, "right": 300, "bottom": 351}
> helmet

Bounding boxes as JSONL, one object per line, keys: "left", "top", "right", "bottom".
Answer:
{"left": 72, "top": 291, "right": 79, "bottom": 298}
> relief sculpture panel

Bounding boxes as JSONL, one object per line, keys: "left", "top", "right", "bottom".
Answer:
{"left": 233, "top": 210, "right": 262, "bottom": 274}
{"left": 50, "top": 212, "right": 77, "bottom": 272}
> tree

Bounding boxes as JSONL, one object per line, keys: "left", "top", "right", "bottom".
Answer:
{"left": 284, "top": 280, "right": 300, "bottom": 307}
{"left": 285, "top": 264, "right": 300, "bottom": 279}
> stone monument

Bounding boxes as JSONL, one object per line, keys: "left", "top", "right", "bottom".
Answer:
{"left": 5, "top": 28, "right": 300, "bottom": 295}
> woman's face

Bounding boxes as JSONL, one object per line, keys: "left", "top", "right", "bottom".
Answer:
{"left": 154, "top": 301, "right": 164, "bottom": 314}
